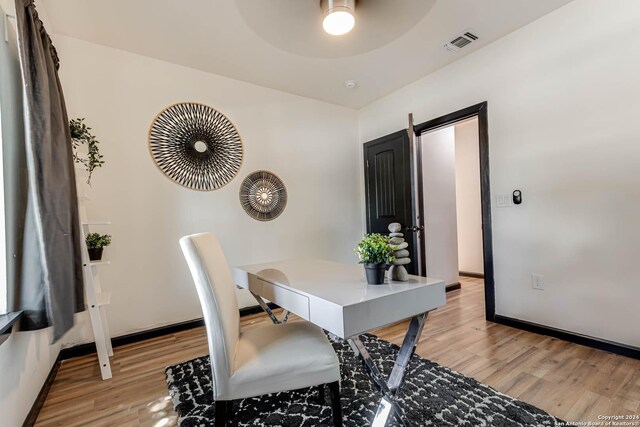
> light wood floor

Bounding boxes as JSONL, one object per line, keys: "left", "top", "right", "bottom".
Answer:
{"left": 36, "top": 278, "right": 640, "bottom": 426}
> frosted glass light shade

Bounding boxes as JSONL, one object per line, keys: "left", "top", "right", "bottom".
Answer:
{"left": 323, "top": 9, "right": 355, "bottom": 36}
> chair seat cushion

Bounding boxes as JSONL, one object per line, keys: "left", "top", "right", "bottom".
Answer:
{"left": 225, "top": 321, "right": 340, "bottom": 400}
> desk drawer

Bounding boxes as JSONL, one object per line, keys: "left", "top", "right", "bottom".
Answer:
{"left": 260, "top": 280, "right": 310, "bottom": 320}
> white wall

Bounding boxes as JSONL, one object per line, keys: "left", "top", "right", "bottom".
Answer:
{"left": 358, "top": 0, "right": 640, "bottom": 347}
{"left": 455, "top": 118, "right": 483, "bottom": 274}
{"left": 420, "top": 127, "right": 459, "bottom": 286}
{"left": 0, "top": 331, "right": 60, "bottom": 427}
{"left": 54, "top": 36, "right": 362, "bottom": 345}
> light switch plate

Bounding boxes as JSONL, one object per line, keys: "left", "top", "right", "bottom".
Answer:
{"left": 497, "top": 194, "right": 512, "bottom": 207}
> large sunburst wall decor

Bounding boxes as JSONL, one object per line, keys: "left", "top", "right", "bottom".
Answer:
{"left": 240, "top": 171, "right": 287, "bottom": 221}
{"left": 149, "top": 102, "right": 243, "bottom": 191}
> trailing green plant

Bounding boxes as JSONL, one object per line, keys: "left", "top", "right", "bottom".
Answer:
{"left": 85, "top": 233, "right": 112, "bottom": 249}
{"left": 354, "top": 233, "right": 395, "bottom": 265}
{"left": 70, "top": 118, "right": 105, "bottom": 185}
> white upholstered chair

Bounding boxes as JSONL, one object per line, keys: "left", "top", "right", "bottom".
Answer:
{"left": 180, "top": 232, "right": 342, "bottom": 427}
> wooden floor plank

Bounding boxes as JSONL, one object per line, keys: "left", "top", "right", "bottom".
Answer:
{"left": 35, "top": 278, "right": 639, "bottom": 426}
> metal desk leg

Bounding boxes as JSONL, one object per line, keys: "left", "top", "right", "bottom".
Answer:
{"left": 250, "top": 292, "right": 289, "bottom": 324}
{"left": 348, "top": 312, "right": 428, "bottom": 427}
{"left": 388, "top": 314, "right": 427, "bottom": 393}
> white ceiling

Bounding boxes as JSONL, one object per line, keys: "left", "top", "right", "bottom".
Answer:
{"left": 40, "top": 0, "right": 574, "bottom": 109}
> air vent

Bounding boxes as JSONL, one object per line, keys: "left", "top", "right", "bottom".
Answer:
{"left": 445, "top": 30, "right": 479, "bottom": 52}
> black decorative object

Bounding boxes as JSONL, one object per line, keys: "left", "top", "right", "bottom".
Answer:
{"left": 149, "top": 102, "right": 243, "bottom": 191}
{"left": 88, "top": 248, "right": 103, "bottom": 261}
{"left": 239, "top": 170, "right": 287, "bottom": 221}
{"left": 166, "top": 333, "right": 565, "bottom": 426}
{"left": 363, "top": 263, "right": 386, "bottom": 285}
{"left": 513, "top": 189, "right": 522, "bottom": 205}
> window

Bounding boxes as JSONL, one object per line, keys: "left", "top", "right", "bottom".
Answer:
{"left": 0, "top": 107, "right": 5, "bottom": 313}
{"left": 0, "top": 49, "right": 8, "bottom": 316}
{"left": 0, "top": 9, "right": 20, "bottom": 315}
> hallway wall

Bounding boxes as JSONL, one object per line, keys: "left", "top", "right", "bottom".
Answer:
{"left": 455, "top": 118, "right": 483, "bottom": 275}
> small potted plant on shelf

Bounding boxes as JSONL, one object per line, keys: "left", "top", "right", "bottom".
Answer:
{"left": 355, "top": 233, "right": 395, "bottom": 285}
{"left": 86, "top": 233, "right": 112, "bottom": 261}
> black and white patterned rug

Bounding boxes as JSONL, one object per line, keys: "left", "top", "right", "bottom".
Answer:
{"left": 166, "top": 334, "right": 563, "bottom": 426}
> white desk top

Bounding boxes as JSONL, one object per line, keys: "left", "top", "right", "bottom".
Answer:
{"left": 235, "top": 259, "right": 443, "bottom": 307}
{"left": 233, "top": 259, "right": 446, "bottom": 338}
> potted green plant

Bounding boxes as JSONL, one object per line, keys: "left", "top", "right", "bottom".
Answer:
{"left": 355, "top": 233, "right": 395, "bottom": 285}
{"left": 70, "top": 118, "right": 105, "bottom": 185}
{"left": 86, "top": 233, "right": 112, "bottom": 261}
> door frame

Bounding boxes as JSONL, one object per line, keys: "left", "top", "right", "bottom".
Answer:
{"left": 413, "top": 102, "right": 495, "bottom": 321}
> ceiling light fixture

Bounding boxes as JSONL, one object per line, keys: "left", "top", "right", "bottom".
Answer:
{"left": 321, "top": 0, "right": 355, "bottom": 36}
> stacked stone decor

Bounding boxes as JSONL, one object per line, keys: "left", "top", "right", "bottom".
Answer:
{"left": 388, "top": 222, "right": 410, "bottom": 282}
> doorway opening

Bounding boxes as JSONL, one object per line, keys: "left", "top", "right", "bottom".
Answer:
{"left": 417, "top": 117, "right": 483, "bottom": 290}
{"left": 414, "top": 102, "right": 494, "bottom": 320}
{"left": 362, "top": 102, "right": 493, "bottom": 320}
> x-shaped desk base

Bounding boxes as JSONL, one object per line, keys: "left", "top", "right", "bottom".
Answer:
{"left": 347, "top": 313, "right": 427, "bottom": 427}
{"left": 251, "top": 291, "right": 427, "bottom": 427}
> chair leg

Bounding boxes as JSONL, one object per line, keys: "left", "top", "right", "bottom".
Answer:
{"left": 328, "top": 381, "right": 343, "bottom": 427}
{"left": 215, "top": 400, "right": 228, "bottom": 427}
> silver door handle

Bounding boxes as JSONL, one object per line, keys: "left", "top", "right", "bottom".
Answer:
{"left": 406, "top": 225, "right": 424, "bottom": 232}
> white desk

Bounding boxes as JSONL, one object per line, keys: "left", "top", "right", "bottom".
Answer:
{"left": 233, "top": 259, "right": 446, "bottom": 426}
{"left": 233, "top": 259, "right": 445, "bottom": 338}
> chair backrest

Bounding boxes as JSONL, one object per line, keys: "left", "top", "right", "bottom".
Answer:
{"left": 180, "top": 232, "right": 240, "bottom": 399}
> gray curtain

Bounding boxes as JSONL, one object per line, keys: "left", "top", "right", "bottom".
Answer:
{"left": 13, "top": 0, "right": 84, "bottom": 342}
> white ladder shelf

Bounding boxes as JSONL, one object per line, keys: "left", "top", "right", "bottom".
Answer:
{"left": 79, "top": 200, "right": 114, "bottom": 380}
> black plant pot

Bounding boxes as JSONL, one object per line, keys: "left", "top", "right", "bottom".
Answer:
{"left": 364, "top": 263, "right": 387, "bottom": 285}
{"left": 88, "top": 247, "right": 104, "bottom": 261}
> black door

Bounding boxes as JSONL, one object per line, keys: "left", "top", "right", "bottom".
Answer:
{"left": 363, "top": 130, "right": 418, "bottom": 275}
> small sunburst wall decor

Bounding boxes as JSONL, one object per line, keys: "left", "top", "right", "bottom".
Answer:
{"left": 240, "top": 171, "right": 287, "bottom": 221}
{"left": 149, "top": 102, "right": 243, "bottom": 191}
